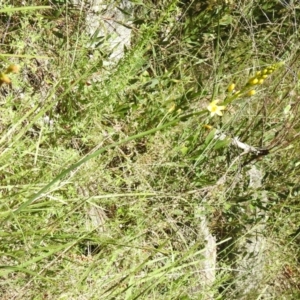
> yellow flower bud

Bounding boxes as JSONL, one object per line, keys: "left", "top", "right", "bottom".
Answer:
{"left": 168, "top": 103, "right": 176, "bottom": 113}
{"left": 247, "top": 90, "right": 256, "bottom": 96}
{"left": 263, "top": 69, "right": 268, "bottom": 74}
{"left": 258, "top": 79, "right": 264, "bottom": 84}
{"left": 262, "top": 74, "right": 268, "bottom": 79}
{"left": 0, "top": 73, "right": 11, "bottom": 84}
{"left": 203, "top": 124, "right": 213, "bottom": 130}
{"left": 256, "top": 71, "right": 261, "bottom": 76}
{"left": 5, "top": 64, "right": 20, "bottom": 74}
{"left": 249, "top": 78, "right": 259, "bottom": 85}
{"left": 227, "top": 83, "right": 235, "bottom": 92}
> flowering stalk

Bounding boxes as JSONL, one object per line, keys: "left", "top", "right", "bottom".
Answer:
{"left": 222, "top": 61, "right": 284, "bottom": 105}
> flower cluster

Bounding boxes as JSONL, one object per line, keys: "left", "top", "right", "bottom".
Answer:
{"left": 227, "top": 62, "right": 284, "bottom": 103}
{"left": 206, "top": 61, "right": 284, "bottom": 117}
{"left": 247, "top": 63, "right": 282, "bottom": 87}
{"left": 0, "top": 64, "right": 20, "bottom": 86}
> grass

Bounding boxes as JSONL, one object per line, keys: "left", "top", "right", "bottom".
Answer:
{"left": 1, "top": 0, "right": 300, "bottom": 299}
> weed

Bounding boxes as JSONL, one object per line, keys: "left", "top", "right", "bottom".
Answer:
{"left": 0, "top": 0, "right": 300, "bottom": 299}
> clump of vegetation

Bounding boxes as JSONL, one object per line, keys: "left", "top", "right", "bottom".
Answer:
{"left": 0, "top": 0, "right": 300, "bottom": 299}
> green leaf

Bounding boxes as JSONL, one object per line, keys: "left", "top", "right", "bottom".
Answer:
{"left": 204, "top": 128, "right": 217, "bottom": 145}
{"left": 180, "top": 146, "right": 189, "bottom": 156}
{"left": 0, "top": 6, "right": 50, "bottom": 13}
{"left": 214, "top": 137, "right": 231, "bottom": 150}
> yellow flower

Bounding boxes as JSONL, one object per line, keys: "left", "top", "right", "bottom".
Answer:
{"left": 247, "top": 90, "right": 256, "bottom": 96}
{"left": 207, "top": 100, "right": 226, "bottom": 117}
{"left": 227, "top": 83, "right": 235, "bottom": 92}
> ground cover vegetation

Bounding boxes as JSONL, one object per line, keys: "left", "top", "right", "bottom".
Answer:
{"left": 0, "top": 0, "right": 300, "bottom": 299}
